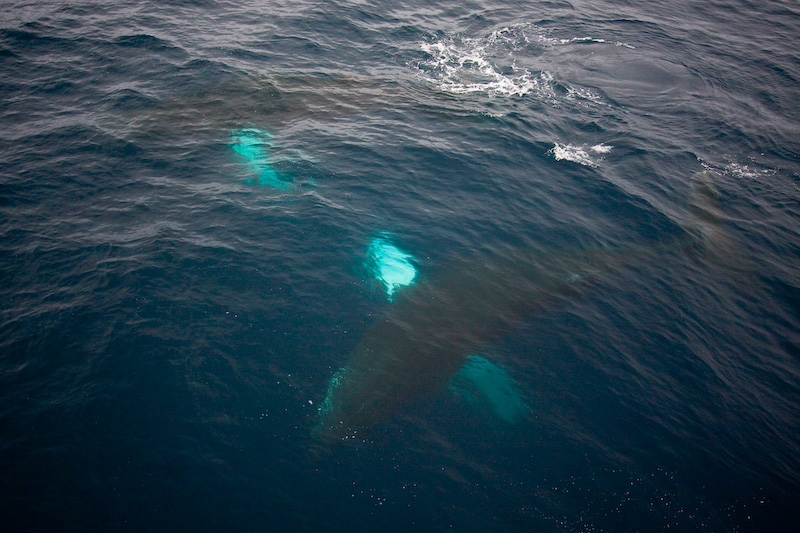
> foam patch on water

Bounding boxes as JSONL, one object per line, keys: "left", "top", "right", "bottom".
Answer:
{"left": 416, "top": 24, "right": 629, "bottom": 101}
{"left": 418, "top": 31, "right": 549, "bottom": 97}
{"left": 230, "top": 128, "right": 292, "bottom": 189}
{"left": 547, "top": 36, "right": 636, "bottom": 49}
{"left": 590, "top": 143, "right": 613, "bottom": 154}
{"left": 367, "top": 235, "right": 417, "bottom": 299}
{"left": 549, "top": 142, "right": 612, "bottom": 167}
{"left": 724, "top": 162, "right": 777, "bottom": 180}
{"left": 449, "top": 355, "right": 528, "bottom": 424}
{"left": 700, "top": 158, "right": 779, "bottom": 184}
{"left": 419, "top": 40, "right": 544, "bottom": 97}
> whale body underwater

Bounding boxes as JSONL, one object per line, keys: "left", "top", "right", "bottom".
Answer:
{"left": 314, "top": 171, "right": 737, "bottom": 444}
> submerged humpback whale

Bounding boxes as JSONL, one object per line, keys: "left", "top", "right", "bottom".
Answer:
{"left": 314, "top": 171, "right": 736, "bottom": 443}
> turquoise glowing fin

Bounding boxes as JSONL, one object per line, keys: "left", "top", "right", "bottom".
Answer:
{"left": 367, "top": 235, "right": 417, "bottom": 300}
{"left": 230, "top": 128, "right": 291, "bottom": 189}
{"left": 449, "top": 355, "right": 528, "bottom": 424}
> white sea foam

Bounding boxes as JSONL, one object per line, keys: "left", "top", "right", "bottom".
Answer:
{"left": 725, "top": 162, "right": 777, "bottom": 180}
{"left": 416, "top": 24, "right": 628, "bottom": 102}
{"left": 701, "top": 159, "right": 777, "bottom": 181}
{"left": 591, "top": 143, "right": 613, "bottom": 154}
{"left": 550, "top": 142, "right": 613, "bottom": 167}
{"left": 418, "top": 38, "right": 543, "bottom": 97}
{"left": 553, "top": 36, "right": 636, "bottom": 49}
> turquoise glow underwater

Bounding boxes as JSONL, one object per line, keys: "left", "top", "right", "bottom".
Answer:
{"left": 230, "top": 128, "right": 291, "bottom": 188}
{"left": 367, "top": 236, "right": 417, "bottom": 299}
{"left": 450, "top": 355, "right": 528, "bottom": 424}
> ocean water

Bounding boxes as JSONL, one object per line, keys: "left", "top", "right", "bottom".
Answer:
{"left": 1, "top": 0, "right": 799, "bottom": 530}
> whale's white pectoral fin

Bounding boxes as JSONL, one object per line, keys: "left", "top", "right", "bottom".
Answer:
{"left": 366, "top": 234, "right": 417, "bottom": 300}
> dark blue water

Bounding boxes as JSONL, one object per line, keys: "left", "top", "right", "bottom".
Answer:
{"left": 2, "top": 1, "right": 798, "bottom": 530}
